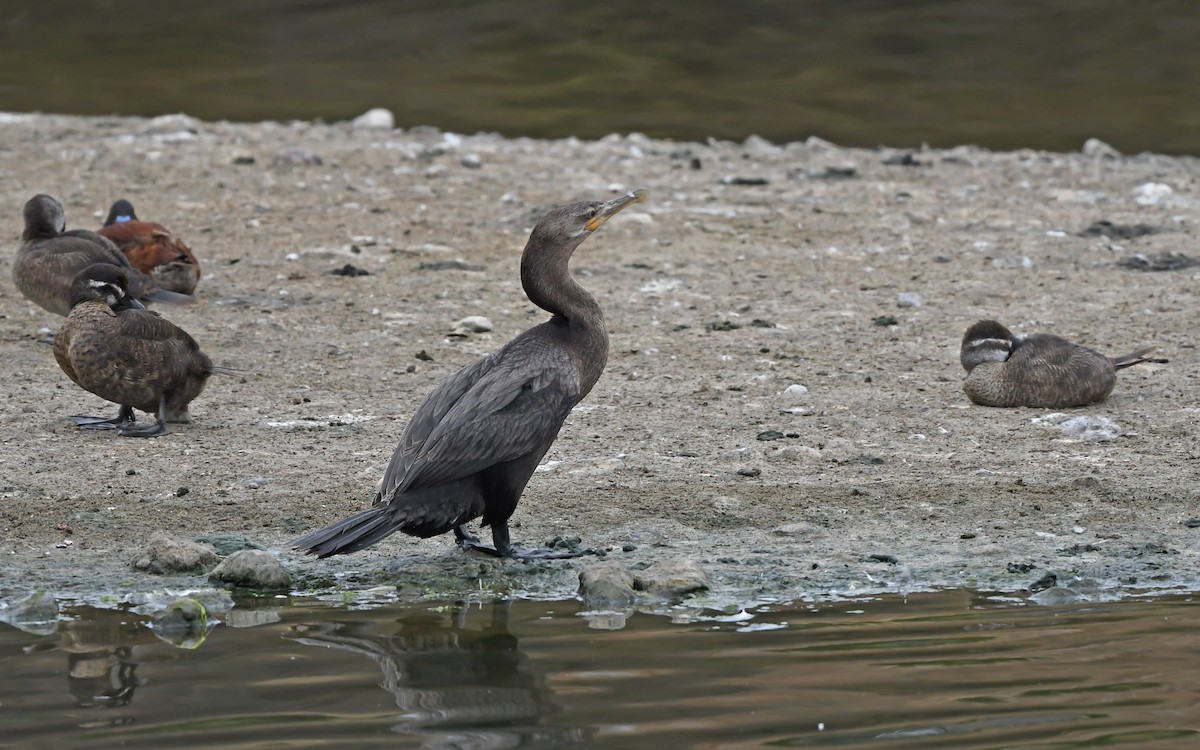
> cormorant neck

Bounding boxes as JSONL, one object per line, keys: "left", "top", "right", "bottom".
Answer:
{"left": 520, "top": 234, "right": 604, "bottom": 330}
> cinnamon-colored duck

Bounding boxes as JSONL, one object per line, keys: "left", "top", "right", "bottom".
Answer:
{"left": 98, "top": 199, "right": 201, "bottom": 295}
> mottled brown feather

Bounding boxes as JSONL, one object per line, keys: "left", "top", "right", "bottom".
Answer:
{"left": 55, "top": 300, "right": 213, "bottom": 420}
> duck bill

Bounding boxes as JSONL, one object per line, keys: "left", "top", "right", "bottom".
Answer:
{"left": 586, "top": 188, "right": 648, "bottom": 231}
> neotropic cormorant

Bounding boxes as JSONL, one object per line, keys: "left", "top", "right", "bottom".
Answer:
{"left": 960, "top": 319, "right": 1163, "bottom": 408}
{"left": 99, "top": 199, "right": 201, "bottom": 295}
{"left": 54, "top": 263, "right": 217, "bottom": 437}
{"left": 294, "top": 189, "right": 647, "bottom": 559}
{"left": 13, "top": 194, "right": 191, "bottom": 317}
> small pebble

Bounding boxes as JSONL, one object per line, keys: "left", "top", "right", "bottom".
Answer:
{"left": 460, "top": 153, "right": 482, "bottom": 169}
{"left": 897, "top": 292, "right": 922, "bottom": 308}
{"left": 873, "top": 315, "right": 898, "bottom": 326}
{"left": 737, "top": 467, "right": 761, "bottom": 477}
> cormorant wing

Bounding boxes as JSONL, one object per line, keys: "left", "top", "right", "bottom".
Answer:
{"left": 378, "top": 349, "right": 579, "bottom": 502}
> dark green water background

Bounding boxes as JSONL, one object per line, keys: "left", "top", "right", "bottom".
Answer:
{"left": 3, "top": 592, "right": 1198, "bottom": 749}
{"left": 2, "top": 0, "right": 1198, "bottom": 153}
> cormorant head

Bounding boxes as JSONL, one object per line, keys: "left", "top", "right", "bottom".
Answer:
{"left": 960, "top": 319, "right": 1015, "bottom": 372}
{"left": 528, "top": 189, "right": 648, "bottom": 249}
{"left": 104, "top": 199, "right": 138, "bottom": 226}
{"left": 68, "top": 264, "right": 146, "bottom": 311}
{"left": 22, "top": 194, "right": 67, "bottom": 240}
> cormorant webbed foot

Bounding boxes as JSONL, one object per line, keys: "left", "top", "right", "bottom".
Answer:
{"left": 456, "top": 523, "right": 585, "bottom": 559}
{"left": 72, "top": 405, "right": 135, "bottom": 430}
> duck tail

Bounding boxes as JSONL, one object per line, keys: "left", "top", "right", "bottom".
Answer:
{"left": 143, "top": 287, "right": 196, "bottom": 306}
{"left": 1112, "top": 346, "right": 1168, "bottom": 369}
{"left": 293, "top": 506, "right": 400, "bottom": 558}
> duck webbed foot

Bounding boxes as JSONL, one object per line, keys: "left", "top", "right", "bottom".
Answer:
{"left": 116, "top": 397, "right": 168, "bottom": 438}
{"left": 72, "top": 405, "right": 135, "bottom": 430}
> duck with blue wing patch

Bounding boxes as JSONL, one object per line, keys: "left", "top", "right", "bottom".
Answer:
{"left": 295, "top": 190, "right": 647, "bottom": 560}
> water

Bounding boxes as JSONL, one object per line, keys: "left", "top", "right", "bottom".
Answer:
{"left": 2, "top": 0, "right": 1198, "bottom": 153}
{"left": 2, "top": 592, "right": 1197, "bottom": 749}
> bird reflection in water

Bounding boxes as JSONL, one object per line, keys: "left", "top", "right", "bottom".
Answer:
{"left": 291, "top": 600, "right": 590, "bottom": 749}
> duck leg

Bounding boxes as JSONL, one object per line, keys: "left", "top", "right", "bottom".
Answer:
{"left": 457, "top": 521, "right": 584, "bottom": 560}
{"left": 72, "top": 405, "right": 135, "bottom": 430}
{"left": 117, "top": 396, "right": 168, "bottom": 438}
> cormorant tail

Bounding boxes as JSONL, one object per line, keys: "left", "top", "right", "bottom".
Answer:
{"left": 293, "top": 506, "right": 401, "bottom": 558}
{"left": 1112, "top": 346, "right": 1168, "bottom": 369}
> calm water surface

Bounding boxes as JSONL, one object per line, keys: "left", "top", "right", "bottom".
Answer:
{"left": 2, "top": 0, "right": 1198, "bottom": 153}
{"left": 1, "top": 592, "right": 1197, "bottom": 749}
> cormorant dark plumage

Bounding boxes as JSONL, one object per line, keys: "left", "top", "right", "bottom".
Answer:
{"left": 960, "top": 319, "right": 1164, "bottom": 408}
{"left": 13, "top": 194, "right": 192, "bottom": 317}
{"left": 54, "top": 263, "right": 217, "bottom": 437}
{"left": 99, "top": 199, "right": 201, "bottom": 295}
{"left": 294, "top": 189, "right": 647, "bottom": 559}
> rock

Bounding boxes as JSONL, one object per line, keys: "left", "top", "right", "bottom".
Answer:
{"left": 133, "top": 532, "right": 220, "bottom": 575}
{"left": 1082, "top": 138, "right": 1121, "bottom": 159}
{"left": 224, "top": 608, "right": 283, "bottom": 628}
{"left": 208, "top": 550, "right": 291, "bottom": 590}
{"left": 419, "top": 259, "right": 486, "bottom": 272}
{"left": 579, "top": 561, "right": 637, "bottom": 608}
{"left": 452, "top": 315, "right": 493, "bottom": 333}
{"left": 1132, "top": 182, "right": 1173, "bottom": 206}
{"left": 1, "top": 590, "right": 59, "bottom": 635}
{"left": 779, "top": 384, "right": 808, "bottom": 396}
{"left": 1079, "top": 220, "right": 1158, "bottom": 240}
{"left": 873, "top": 315, "right": 898, "bottom": 326}
{"left": 773, "top": 522, "right": 820, "bottom": 537}
{"left": 720, "top": 176, "right": 769, "bottom": 186}
{"left": 192, "top": 533, "right": 263, "bottom": 556}
{"left": 138, "top": 113, "right": 201, "bottom": 136}
{"left": 1059, "top": 415, "right": 1121, "bottom": 442}
{"left": 460, "top": 153, "right": 482, "bottom": 169}
{"left": 150, "top": 598, "right": 209, "bottom": 648}
{"left": 736, "top": 467, "right": 761, "bottom": 477}
{"left": 330, "top": 263, "right": 370, "bottom": 277}
{"left": 351, "top": 107, "right": 395, "bottom": 130}
{"left": 897, "top": 292, "right": 922, "bottom": 308}
{"left": 273, "top": 146, "right": 323, "bottom": 167}
{"left": 1116, "top": 252, "right": 1200, "bottom": 272}
{"left": 633, "top": 559, "right": 709, "bottom": 599}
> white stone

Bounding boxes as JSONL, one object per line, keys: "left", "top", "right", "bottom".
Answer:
{"left": 351, "top": 108, "right": 395, "bottom": 130}
{"left": 1082, "top": 138, "right": 1120, "bottom": 158}
{"left": 780, "top": 384, "right": 808, "bottom": 396}
{"left": 453, "top": 315, "right": 493, "bottom": 333}
{"left": 1133, "top": 182, "right": 1173, "bottom": 206}
{"left": 897, "top": 292, "right": 922, "bottom": 308}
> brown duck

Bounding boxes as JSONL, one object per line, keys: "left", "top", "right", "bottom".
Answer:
{"left": 960, "top": 319, "right": 1163, "bottom": 408}
{"left": 99, "top": 199, "right": 201, "bottom": 295}
{"left": 295, "top": 189, "right": 647, "bottom": 559}
{"left": 13, "top": 194, "right": 190, "bottom": 317}
{"left": 54, "top": 263, "right": 216, "bottom": 437}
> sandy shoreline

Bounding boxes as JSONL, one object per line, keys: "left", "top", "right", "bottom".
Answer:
{"left": 1, "top": 112, "right": 1197, "bottom": 613}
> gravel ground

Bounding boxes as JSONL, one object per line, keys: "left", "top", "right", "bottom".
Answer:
{"left": 1, "top": 113, "right": 1198, "bottom": 610}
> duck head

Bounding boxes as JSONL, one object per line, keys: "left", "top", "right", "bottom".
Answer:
{"left": 22, "top": 194, "right": 67, "bottom": 241}
{"left": 68, "top": 264, "right": 147, "bottom": 311}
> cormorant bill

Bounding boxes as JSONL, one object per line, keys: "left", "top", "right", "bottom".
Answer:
{"left": 295, "top": 189, "right": 648, "bottom": 560}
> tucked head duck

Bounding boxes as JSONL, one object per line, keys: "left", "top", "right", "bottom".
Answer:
{"left": 54, "top": 263, "right": 217, "bottom": 438}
